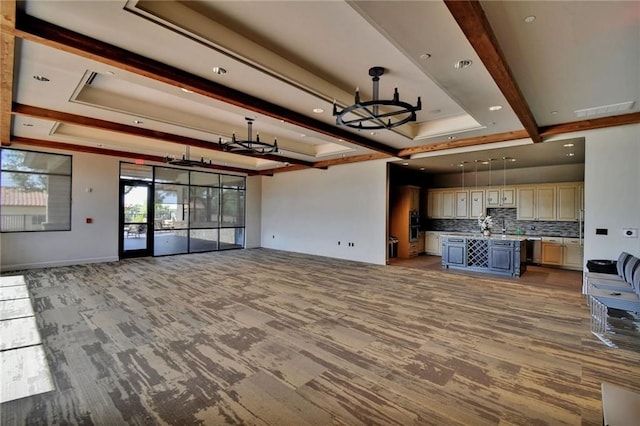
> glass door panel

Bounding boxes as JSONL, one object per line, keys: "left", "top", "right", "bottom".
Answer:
{"left": 121, "top": 182, "right": 152, "bottom": 257}
{"left": 154, "top": 184, "right": 189, "bottom": 256}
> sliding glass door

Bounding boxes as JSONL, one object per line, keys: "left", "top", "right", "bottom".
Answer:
{"left": 119, "top": 163, "right": 246, "bottom": 258}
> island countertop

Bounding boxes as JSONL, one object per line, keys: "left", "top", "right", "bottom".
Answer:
{"left": 440, "top": 232, "right": 529, "bottom": 242}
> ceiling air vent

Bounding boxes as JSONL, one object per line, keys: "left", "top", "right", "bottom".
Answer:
{"left": 574, "top": 101, "right": 635, "bottom": 118}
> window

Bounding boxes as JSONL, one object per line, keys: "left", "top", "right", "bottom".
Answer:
{"left": 1, "top": 149, "right": 72, "bottom": 232}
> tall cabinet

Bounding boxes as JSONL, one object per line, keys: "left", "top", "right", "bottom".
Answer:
{"left": 390, "top": 185, "right": 421, "bottom": 258}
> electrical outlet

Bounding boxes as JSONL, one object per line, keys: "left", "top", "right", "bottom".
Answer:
{"left": 622, "top": 228, "right": 638, "bottom": 238}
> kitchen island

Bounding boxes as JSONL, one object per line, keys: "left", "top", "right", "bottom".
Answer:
{"left": 441, "top": 234, "right": 527, "bottom": 277}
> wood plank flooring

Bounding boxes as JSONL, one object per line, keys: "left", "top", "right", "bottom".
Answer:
{"left": 2, "top": 248, "right": 639, "bottom": 425}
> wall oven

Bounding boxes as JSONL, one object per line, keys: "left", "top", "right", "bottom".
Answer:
{"left": 410, "top": 210, "right": 420, "bottom": 242}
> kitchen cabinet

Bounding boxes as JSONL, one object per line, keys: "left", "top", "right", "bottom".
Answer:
{"left": 541, "top": 238, "right": 563, "bottom": 265}
{"left": 470, "top": 189, "right": 485, "bottom": 219}
{"left": 417, "top": 231, "right": 425, "bottom": 256}
{"left": 390, "top": 185, "right": 421, "bottom": 258}
{"left": 489, "top": 240, "right": 514, "bottom": 273}
{"left": 442, "top": 237, "right": 466, "bottom": 267}
{"left": 441, "top": 190, "right": 455, "bottom": 218}
{"left": 442, "top": 236, "right": 526, "bottom": 277}
{"left": 427, "top": 190, "right": 442, "bottom": 219}
{"left": 557, "top": 184, "right": 580, "bottom": 221}
{"left": 562, "top": 238, "right": 583, "bottom": 269}
{"left": 455, "top": 190, "right": 468, "bottom": 218}
{"left": 426, "top": 189, "right": 454, "bottom": 219}
{"left": 541, "top": 237, "right": 582, "bottom": 269}
{"left": 486, "top": 187, "right": 516, "bottom": 207}
{"left": 425, "top": 231, "right": 441, "bottom": 255}
{"left": 517, "top": 185, "right": 556, "bottom": 221}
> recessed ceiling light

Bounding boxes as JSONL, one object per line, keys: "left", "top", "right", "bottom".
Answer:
{"left": 454, "top": 59, "right": 473, "bottom": 69}
{"left": 33, "top": 75, "right": 50, "bottom": 82}
{"left": 429, "top": 109, "right": 441, "bottom": 114}
{"left": 551, "top": 110, "right": 558, "bottom": 115}
{"left": 563, "top": 143, "right": 574, "bottom": 147}
{"left": 96, "top": 143, "right": 104, "bottom": 148}
{"left": 489, "top": 105, "right": 503, "bottom": 111}
{"left": 402, "top": 162, "right": 409, "bottom": 166}
{"left": 338, "top": 138, "right": 344, "bottom": 142}
{"left": 312, "top": 108, "right": 324, "bottom": 114}
{"left": 448, "top": 136, "right": 456, "bottom": 140}
{"left": 511, "top": 158, "right": 517, "bottom": 162}
{"left": 105, "top": 71, "right": 115, "bottom": 76}
{"left": 300, "top": 134, "right": 306, "bottom": 137}
{"left": 419, "top": 167, "right": 425, "bottom": 171}
{"left": 420, "top": 53, "right": 432, "bottom": 60}
{"left": 370, "top": 132, "right": 377, "bottom": 136}
{"left": 524, "top": 15, "right": 536, "bottom": 23}
{"left": 181, "top": 88, "right": 194, "bottom": 93}
{"left": 481, "top": 161, "right": 489, "bottom": 165}
{"left": 133, "top": 120, "right": 143, "bottom": 124}
{"left": 567, "top": 153, "right": 575, "bottom": 157}
{"left": 212, "top": 66, "right": 227, "bottom": 75}
{"left": 22, "top": 123, "right": 34, "bottom": 127}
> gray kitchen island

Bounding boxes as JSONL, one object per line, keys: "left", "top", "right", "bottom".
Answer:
{"left": 441, "top": 234, "right": 527, "bottom": 277}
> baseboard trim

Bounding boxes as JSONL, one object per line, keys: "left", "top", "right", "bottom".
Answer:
{"left": 1, "top": 256, "right": 120, "bottom": 273}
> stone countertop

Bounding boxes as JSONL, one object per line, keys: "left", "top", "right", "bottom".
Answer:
{"left": 440, "top": 232, "right": 528, "bottom": 241}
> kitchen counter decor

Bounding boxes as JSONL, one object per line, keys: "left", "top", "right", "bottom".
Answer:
{"left": 478, "top": 215, "right": 493, "bottom": 237}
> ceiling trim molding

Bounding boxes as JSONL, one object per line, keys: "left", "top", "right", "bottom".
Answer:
{"left": 397, "top": 130, "right": 530, "bottom": 157}
{"left": 444, "top": 0, "right": 541, "bottom": 143}
{"left": 11, "top": 103, "right": 315, "bottom": 168}
{"left": 539, "top": 112, "right": 640, "bottom": 137}
{"left": 0, "top": 0, "right": 16, "bottom": 146}
{"left": 10, "top": 136, "right": 257, "bottom": 175}
{"left": 12, "top": 11, "right": 400, "bottom": 158}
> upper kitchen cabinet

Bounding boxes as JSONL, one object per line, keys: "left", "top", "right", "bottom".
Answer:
{"left": 557, "top": 183, "right": 582, "bottom": 221}
{"left": 469, "top": 189, "right": 485, "bottom": 219}
{"left": 517, "top": 185, "right": 556, "bottom": 221}
{"left": 427, "top": 189, "right": 454, "bottom": 219}
{"left": 486, "top": 187, "right": 516, "bottom": 208}
{"left": 455, "top": 190, "right": 469, "bottom": 219}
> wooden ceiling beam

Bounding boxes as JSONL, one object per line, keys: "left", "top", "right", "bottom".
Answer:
{"left": 11, "top": 136, "right": 258, "bottom": 175}
{"left": 0, "top": 0, "right": 16, "bottom": 146}
{"left": 12, "top": 11, "right": 399, "bottom": 158}
{"left": 11, "top": 103, "right": 314, "bottom": 168}
{"left": 540, "top": 112, "right": 640, "bottom": 137}
{"left": 397, "top": 130, "right": 529, "bottom": 157}
{"left": 444, "top": 0, "right": 541, "bottom": 143}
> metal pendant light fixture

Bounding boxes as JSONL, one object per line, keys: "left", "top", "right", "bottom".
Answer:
{"left": 165, "top": 145, "right": 212, "bottom": 167}
{"left": 219, "top": 117, "right": 278, "bottom": 155}
{"left": 333, "top": 66, "right": 422, "bottom": 130}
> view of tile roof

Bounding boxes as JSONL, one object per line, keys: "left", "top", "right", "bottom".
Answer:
{"left": 1, "top": 187, "right": 47, "bottom": 206}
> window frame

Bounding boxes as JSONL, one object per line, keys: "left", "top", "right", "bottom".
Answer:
{"left": 1, "top": 148, "right": 73, "bottom": 233}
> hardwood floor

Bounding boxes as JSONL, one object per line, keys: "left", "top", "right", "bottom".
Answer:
{"left": 2, "top": 248, "right": 639, "bottom": 425}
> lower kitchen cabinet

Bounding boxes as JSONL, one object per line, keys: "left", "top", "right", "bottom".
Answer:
{"left": 541, "top": 237, "right": 583, "bottom": 269}
{"left": 425, "top": 231, "right": 441, "bottom": 255}
{"left": 489, "top": 241, "right": 514, "bottom": 273}
{"left": 442, "top": 237, "right": 466, "bottom": 266}
{"left": 562, "top": 238, "right": 584, "bottom": 269}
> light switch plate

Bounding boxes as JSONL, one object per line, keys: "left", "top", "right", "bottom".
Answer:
{"left": 622, "top": 228, "right": 638, "bottom": 238}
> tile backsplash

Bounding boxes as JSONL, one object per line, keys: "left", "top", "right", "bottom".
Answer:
{"left": 424, "top": 208, "right": 581, "bottom": 238}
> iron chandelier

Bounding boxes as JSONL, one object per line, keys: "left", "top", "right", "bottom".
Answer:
{"left": 333, "top": 66, "right": 421, "bottom": 130}
{"left": 219, "top": 117, "right": 278, "bottom": 155}
{"left": 165, "top": 145, "right": 212, "bottom": 167}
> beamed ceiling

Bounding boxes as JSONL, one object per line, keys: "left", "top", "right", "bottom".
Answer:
{"left": 1, "top": 1, "right": 638, "bottom": 176}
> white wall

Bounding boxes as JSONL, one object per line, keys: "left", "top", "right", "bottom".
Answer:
{"left": 1, "top": 150, "right": 120, "bottom": 271}
{"left": 245, "top": 175, "right": 262, "bottom": 248}
{"left": 261, "top": 159, "right": 388, "bottom": 265}
{"left": 582, "top": 124, "right": 640, "bottom": 262}
{"left": 1, "top": 146, "right": 257, "bottom": 271}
